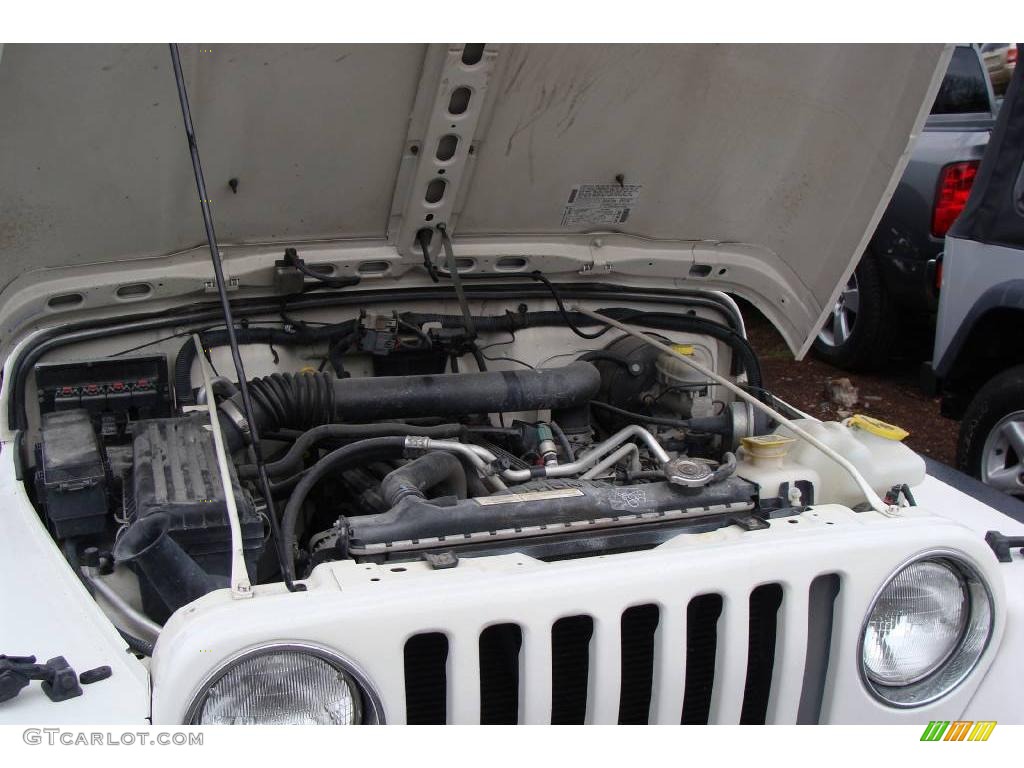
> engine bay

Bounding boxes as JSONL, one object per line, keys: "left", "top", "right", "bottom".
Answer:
{"left": 18, "top": 289, "right": 834, "bottom": 644}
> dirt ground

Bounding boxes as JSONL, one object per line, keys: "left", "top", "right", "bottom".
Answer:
{"left": 741, "top": 303, "right": 958, "bottom": 466}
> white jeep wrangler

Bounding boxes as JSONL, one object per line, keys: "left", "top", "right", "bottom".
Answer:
{"left": 0, "top": 43, "right": 1020, "bottom": 725}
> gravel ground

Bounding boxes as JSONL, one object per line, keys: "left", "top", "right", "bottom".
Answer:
{"left": 741, "top": 303, "right": 958, "bottom": 466}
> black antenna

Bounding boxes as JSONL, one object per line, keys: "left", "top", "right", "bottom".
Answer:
{"left": 168, "top": 44, "right": 304, "bottom": 592}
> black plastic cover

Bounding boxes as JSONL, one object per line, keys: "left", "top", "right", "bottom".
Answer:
{"left": 39, "top": 409, "right": 108, "bottom": 538}
{"left": 130, "top": 416, "right": 264, "bottom": 621}
{"left": 131, "top": 417, "right": 264, "bottom": 566}
{"left": 35, "top": 355, "right": 169, "bottom": 443}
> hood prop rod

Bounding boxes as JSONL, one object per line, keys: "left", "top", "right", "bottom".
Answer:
{"left": 168, "top": 43, "right": 304, "bottom": 592}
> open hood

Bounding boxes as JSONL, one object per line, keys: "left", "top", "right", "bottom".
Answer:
{"left": 0, "top": 43, "right": 947, "bottom": 355}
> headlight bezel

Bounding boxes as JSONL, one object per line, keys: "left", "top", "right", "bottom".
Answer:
{"left": 184, "top": 642, "right": 386, "bottom": 725}
{"left": 858, "top": 549, "right": 995, "bottom": 709}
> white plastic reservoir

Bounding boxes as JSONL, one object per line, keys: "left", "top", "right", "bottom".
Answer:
{"left": 735, "top": 417, "right": 926, "bottom": 508}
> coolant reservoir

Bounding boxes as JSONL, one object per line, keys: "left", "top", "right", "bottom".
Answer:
{"left": 775, "top": 415, "right": 925, "bottom": 507}
{"left": 735, "top": 434, "right": 821, "bottom": 506}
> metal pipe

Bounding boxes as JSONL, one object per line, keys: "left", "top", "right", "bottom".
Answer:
{"left": 524, "top": 424, "right": 667, "bottom": 482}
{"left": 404, "top": 438, "right": 507, "bottom": 491}
{"left": 83, "top": 569, "right": 162, "bottom": 643}
{"left": 410, "top": 424, "right": 669, "bottom": 485}
{"left": 581, "top": 443, "right": 640, "bottom": 479}
{"left": 572, "top": 306, "right": 892, "bottom": 514}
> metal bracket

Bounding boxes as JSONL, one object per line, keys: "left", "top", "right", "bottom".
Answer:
{"left": 388, "top": 44, "right": 500, "bottom": 258}
{"left": 421, "top": 550, "right": 459, "bottom": 570}
{"left": 204, "top": 277, "right": 239, "bottom": 293}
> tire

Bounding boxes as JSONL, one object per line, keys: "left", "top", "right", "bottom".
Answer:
{"left": 811, "top": 254, "right": 889, "bottom": 371}
{"left": 957, "top": 365, "right": 1024, "bottom": 497}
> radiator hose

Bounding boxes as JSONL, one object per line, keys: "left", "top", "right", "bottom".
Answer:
{"left": 380, "top": 452, "right": 467, "bottom": 506}
{"left": 279, "top": 436, "right": 409, "bottom": 580}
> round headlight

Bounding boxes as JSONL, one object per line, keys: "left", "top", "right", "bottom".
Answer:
{"left": 186, "top": 645, "right": 382, "bottom": 725}
{"left": 860, "top": 554, "right": 993, "bottom": 707}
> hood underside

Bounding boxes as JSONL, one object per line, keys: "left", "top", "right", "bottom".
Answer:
{"left": 0, "top": 43, "right": 947, "bottom": 355}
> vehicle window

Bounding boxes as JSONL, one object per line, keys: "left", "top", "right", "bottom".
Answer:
{"left": 931, "top": 47, "right": 990, "bottom": 114}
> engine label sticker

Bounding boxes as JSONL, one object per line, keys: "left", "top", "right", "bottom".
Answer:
{"left": 475, "top": 488, "right": 585, "bottom": 505}
{"left": 560, "top": 183, "right": 642, "bottom": 227}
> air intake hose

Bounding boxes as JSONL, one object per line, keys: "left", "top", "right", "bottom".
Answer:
{"left": 113, "top": 513, "right": 228, "bottom": 615}
{"left": 217, "top": 362, "right": 601, "bottom": 452}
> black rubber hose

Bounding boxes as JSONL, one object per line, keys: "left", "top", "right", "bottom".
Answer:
{"left": 549, "top": 420, "right": 576, "bottom": 462}
{"left": 589, "top": 400, "right": 733, "bottom": 435}
{"left": 282, "top": 247, "right": 362, "bottom": 290}
{"left": 174, "top": 321, "right": 357, "bottom": 406}
{"left": 380, "top": 452, "right": 467, "bottom": 507}
{"left": 322, "top": 362, "right": 599, "bottom": 421}
{"left": 218, "top": 363, "right": 601, "bottom": 452}
{"left": 237, "top": 422, "right": 467, "bottom": 480}
{"left": 281, "top": 436, "right": 408, "bottom": 580}
{"left": 710, "top": 452, "right": 737, "bottom": 483}
{"left": 118, "top": 629, "right": 155, "bottom": 657}
{"left": 227, "top": 372, "right": 336, "bottom": 448}
{"left": 589, "top": 400, "right": 691, "bottom": 430}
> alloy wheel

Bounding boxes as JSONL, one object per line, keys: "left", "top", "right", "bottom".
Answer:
{"left": 817, "top": 272, "right": 860, "bottom": 348}
{"left": 981, "top": 410, "right": 1024, "bottom": 496}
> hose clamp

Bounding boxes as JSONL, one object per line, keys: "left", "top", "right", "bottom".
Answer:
{"left": 218, "top": 400, "right": 251, "bottom": 444}
{"left": 404, "top": 435, "right": 431, "bottom": 455}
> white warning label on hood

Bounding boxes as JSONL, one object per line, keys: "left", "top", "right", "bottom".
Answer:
{"left": 561, "top": 183, "right": 641, "bottom": 227}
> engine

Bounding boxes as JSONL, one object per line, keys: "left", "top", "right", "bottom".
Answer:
{"left": 30, "top": 303, "right": 774, "bottom": 629}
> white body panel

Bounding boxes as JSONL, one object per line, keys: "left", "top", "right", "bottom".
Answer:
{"left": 0, "top": 43, "right": 948, "bottom": 355}
{"left": 148, "top": 503, "right": 1014, "bottom": 725}
{"left": 0, "top": 448, "right": 150, "bottom": 723}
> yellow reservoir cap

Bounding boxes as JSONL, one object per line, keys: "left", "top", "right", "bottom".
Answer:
{"left": 740, "top": 433, "right": 796, "bottom": 460}
{"left": 670, "top": 344, "right": 694, "bottom": 355}
{"left": 846, "top": 414, "right": 909, "bottom": 441}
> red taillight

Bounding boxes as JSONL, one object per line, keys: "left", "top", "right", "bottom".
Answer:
{"left": 1008, "top": 48, "right": 1017, "bottom": 65}
{"left": 931, "top": 160, "right": 979, "bottom": 237}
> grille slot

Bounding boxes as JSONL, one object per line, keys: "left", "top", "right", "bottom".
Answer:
{"left": 680, "top": 593, "right": 724, "bottom": 724}
{"left": 404, "top": 632, "right": 448, "bottom": 724}
{"left": 479, "top": 623, "right": 523, "bottom": 724}
{"left": 740, "top": 583, "right": 784, "bottom": 724}
{"left": 797, "top": 574, "right": 841, "bottom": 724}
{"left": 618, "top": 604, "right": 660, "bottom": 724}
{"left": 550, "top": 615, "right": 594, "bottom": 724}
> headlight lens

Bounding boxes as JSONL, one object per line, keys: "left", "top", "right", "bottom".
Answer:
{"left": 188, "top": 647, "right": 375, "bottom": 725}
{"left": 861, "top": 555, "right": 993, "bottom": 707}
{"left": 863, "top": 560, "right": 967, "bottom": 685}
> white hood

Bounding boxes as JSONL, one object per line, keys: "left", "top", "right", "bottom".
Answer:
{"left": 0, "top": 43, "right": 947, "bottom": 355}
